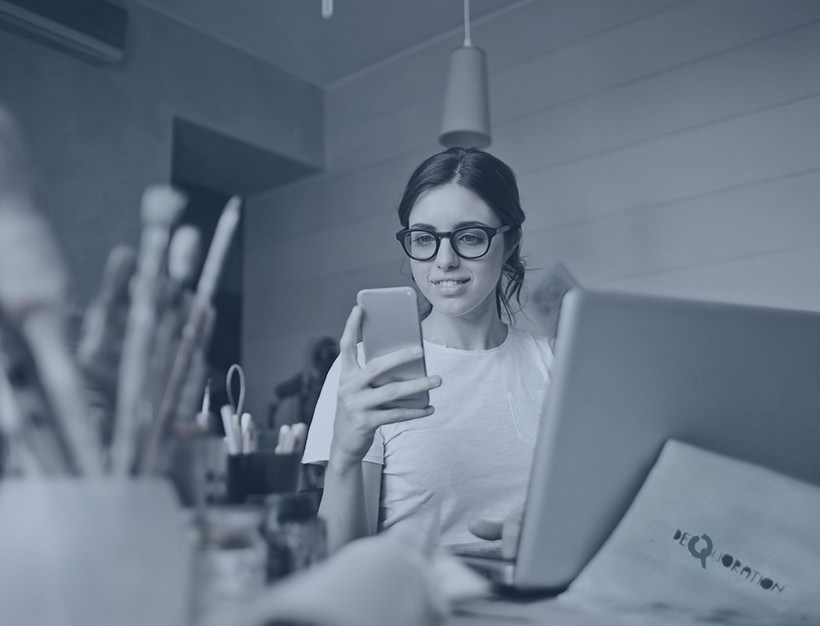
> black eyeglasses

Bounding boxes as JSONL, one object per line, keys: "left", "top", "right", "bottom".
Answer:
{"left": 395, "top": 224, "right": 512, "bottom": 261}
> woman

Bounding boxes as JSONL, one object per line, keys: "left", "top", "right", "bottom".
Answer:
{"left": 302, "top": 147, "right": 553, "bottom": 554}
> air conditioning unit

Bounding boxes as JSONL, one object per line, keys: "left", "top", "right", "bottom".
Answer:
{"left": 0, "top": 0, "right": 128, "bottom": 64}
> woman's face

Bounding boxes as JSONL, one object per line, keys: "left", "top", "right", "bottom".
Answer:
{"left": 407, "top": 183, "right": 507, "bottom": 322}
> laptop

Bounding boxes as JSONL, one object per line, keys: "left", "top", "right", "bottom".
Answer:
{"left": 452, "top": 288, "right": 820, "bottom": 593}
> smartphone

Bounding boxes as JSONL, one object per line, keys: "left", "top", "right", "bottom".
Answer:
{"left": 356, "top": 286, "right": 429, "bottom": 409}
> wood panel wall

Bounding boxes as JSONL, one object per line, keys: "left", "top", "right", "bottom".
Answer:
{"left": 244, "top": 0, "right": 820, "bottom": 418}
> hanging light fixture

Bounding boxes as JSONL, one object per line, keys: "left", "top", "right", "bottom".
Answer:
{"left": 439, "top": 0, "right": 491, "bottom": 149}
{"left": 321, "top": 0, "right": 333, "bottom": 19}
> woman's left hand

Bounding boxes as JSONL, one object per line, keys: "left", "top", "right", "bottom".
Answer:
{"left": 467, "top": 504, "right": 524, "bottom": 560}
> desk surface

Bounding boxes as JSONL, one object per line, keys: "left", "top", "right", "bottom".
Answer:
{"left": 444, "top": 595, "right": 629, "bottom": 626}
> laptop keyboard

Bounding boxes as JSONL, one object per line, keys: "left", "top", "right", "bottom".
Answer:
{"left": 450, "top": 542, "right": 513, "bottom": 562}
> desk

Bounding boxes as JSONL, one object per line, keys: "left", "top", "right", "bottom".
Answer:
{"left": 444, "top": 595, "right": 628, "bottom": 626}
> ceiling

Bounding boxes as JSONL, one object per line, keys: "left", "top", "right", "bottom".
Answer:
{"left": 136, "top": 0, "right": 521, "bottom": 87}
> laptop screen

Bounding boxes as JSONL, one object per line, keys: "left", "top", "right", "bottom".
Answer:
{"left": 515, "top": 289, "right": 820, "bottom": 591}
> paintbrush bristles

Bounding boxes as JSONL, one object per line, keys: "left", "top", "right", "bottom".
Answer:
{"left": 0, "top": 211, "right": 69, "bottom": 312}
{"left": 141, "top": 186, "right": 186, "bottom": 227}
{"left": 196, "top": 195, "right": 241, "bottom": 303}
{"left": 0, "top": 111, "right": 69, "bottom": 312}
{"left": 168, "top": 225, "right": 201, "bottom": 285}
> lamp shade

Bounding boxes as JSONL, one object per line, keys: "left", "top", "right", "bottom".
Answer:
{"left": 439, "top": 45, "right": 491, "bottom": 149}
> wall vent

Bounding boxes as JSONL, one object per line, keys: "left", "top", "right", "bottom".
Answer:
{"left": 0, "top": 0, "right": 128, "bottom": 64}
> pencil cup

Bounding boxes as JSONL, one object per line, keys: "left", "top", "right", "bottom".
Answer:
{"left": 227, "top": 452, "right": 301, "bottom": 504}
{"left": 0, "top": 478, "right": 192, "bottom": 626}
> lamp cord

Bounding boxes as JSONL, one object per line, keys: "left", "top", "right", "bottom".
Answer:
{"left": 463, "top": 0, "right": 472, "bottom": 47}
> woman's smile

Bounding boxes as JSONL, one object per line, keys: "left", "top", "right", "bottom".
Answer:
{"left": 429, "top": 276, "right": 471, "bottom": 295}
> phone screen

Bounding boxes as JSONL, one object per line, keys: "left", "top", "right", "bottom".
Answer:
{"left": 356, "top": 287, "right": 428, "bottom": 409}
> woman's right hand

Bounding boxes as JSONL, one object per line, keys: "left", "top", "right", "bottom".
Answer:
{"left": 329, "top": 305, "right": 441, "bottom": 469}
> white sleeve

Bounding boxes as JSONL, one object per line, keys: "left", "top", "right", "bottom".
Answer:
{"left": 301, "top": 354, "right": 342, "bottom": 465}
{"left": 301, "top": 346, "right": 385, "bottom": 466}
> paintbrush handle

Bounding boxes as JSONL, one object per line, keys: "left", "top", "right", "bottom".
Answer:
{"left": 110, "top": 187, "right": 185, "bottom": 475}
{"left": 138, "top": 298, "right": 212, "bottom": 474}
{"left": 0, "top": 313, "right": 75, "bottom": 475}
{"left": 22, "top": 311, "right": 107, "bottom": 475}
{"left": 195, "top": 196, "right": 241, "bottom": 303}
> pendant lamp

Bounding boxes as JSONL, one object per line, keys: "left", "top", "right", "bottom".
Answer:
{"left": 439, "top": 0, "right": 491, "bottom": 149}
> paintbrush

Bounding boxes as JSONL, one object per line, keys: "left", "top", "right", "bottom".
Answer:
{"left": 0, "top": 308, "right": 75, "bottom": 474}
{"left": 139, "top": 196, "right": 241, "bottom": 474}
{"left": 77, "top": 244, "right": 137, "bottom": 449}
{"left": 0, "top": 365, "right": 54, "bottom": 476}
{"left": 0, "top": 106, "right": 104, "bottom": 475}
{"left": 110, "top": 186, "right": 186, "bottom": 475}
{"left": 150, "top": 224, "right": 201, "bottom": 412}
{"left": 172, "top": 301, "right": 215, "bottom": 432}
{"left": 78, "top": 245, "right": 138, "bottom": 387}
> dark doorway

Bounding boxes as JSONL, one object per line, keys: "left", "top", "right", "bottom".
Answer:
{"left": 169, "top": 117, "right": 319, "bottom": 415}
{"left": 168, "top": 181, "right": 242, "bottom": 411}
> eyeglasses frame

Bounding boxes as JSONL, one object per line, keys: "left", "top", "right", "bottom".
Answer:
{"left": 395, "top": 224, "right": 513, "bottom": 261}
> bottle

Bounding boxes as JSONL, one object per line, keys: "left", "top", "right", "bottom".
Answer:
{"left": 263, "top": 492, "right": 327, "bottom": 581}
{"left": 190, "top": 506, "right": 267, "bottom": 622}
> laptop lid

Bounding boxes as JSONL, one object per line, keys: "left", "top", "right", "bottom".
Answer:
{"left": 507, "top": 288, "right": 820, "bottom": 592}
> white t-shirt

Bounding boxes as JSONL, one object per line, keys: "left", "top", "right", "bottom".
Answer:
{"left": 302, "top": 326, "right": 553, "bottom": 545}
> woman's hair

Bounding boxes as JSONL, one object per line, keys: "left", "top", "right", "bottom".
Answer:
{"left": 397, "top": 147, "right": 526, "bottom": 320}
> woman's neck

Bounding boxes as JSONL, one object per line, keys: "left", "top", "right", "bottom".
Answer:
{"left": 422, "top": 309, "right": 508, "bottom": 350}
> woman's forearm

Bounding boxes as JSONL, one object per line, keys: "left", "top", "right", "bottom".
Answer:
{"left": 315, "top": 304, "right": 437, "bottom": 553}
{"left": 318, "top": 455, "right": 378, "bottom": 553}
